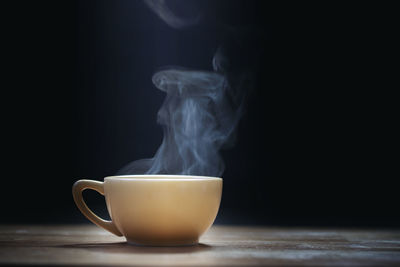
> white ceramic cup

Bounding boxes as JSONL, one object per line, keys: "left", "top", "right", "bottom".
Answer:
{"left": 72, "top": 175, "right": 222, "bottom": 246}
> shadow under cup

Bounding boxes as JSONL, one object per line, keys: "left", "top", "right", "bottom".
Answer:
{"left": 73, "top": 175, "right": 223, "bottom": 246}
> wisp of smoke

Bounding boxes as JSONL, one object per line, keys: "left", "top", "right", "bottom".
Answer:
{"left": 118, "top": 1, "right": 260, "bottom": 177}
{"left": 118, "top": 58, "right": 246, "bottom": 177}
{"left": 143, "top": 0, "right": 201, "bottom": 29}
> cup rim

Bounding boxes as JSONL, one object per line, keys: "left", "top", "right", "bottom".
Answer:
{"left": 104, "top": 174, "right": 222, "bottom": 181}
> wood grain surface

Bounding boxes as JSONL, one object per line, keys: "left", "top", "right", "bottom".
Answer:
{"left": 0, "top": 224, "right": 399, "bottom": 266}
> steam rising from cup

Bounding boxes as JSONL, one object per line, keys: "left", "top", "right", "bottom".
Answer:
{"left": 118, "top": 64, "right": 245, "bottom": 176}
{"left": 118, "top": 0, "right": 258, "bottom": 177}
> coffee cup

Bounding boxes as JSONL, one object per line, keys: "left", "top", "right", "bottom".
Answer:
{"left": 72, "top": 175, "right": 222, "bottom": 246}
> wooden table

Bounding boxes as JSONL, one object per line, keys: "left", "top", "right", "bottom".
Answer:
{"left": 0, "top": 224, "right": 399, "bottom": 266}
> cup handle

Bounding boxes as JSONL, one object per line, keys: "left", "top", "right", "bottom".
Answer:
{"left": 72, "top": 180, "right": 122, "bottom": 236}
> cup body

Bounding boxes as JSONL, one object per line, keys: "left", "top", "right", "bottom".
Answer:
{"left": 103, "top": 175, "right": 222, "bottom": 246}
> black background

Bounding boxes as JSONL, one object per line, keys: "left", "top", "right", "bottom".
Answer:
{"left": 2, "top": 1, "right": 398, "bottom": 227}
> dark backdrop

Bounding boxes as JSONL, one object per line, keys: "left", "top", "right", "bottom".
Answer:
{"left": 2, "top": 0, "right": 398, "bottom": 226}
